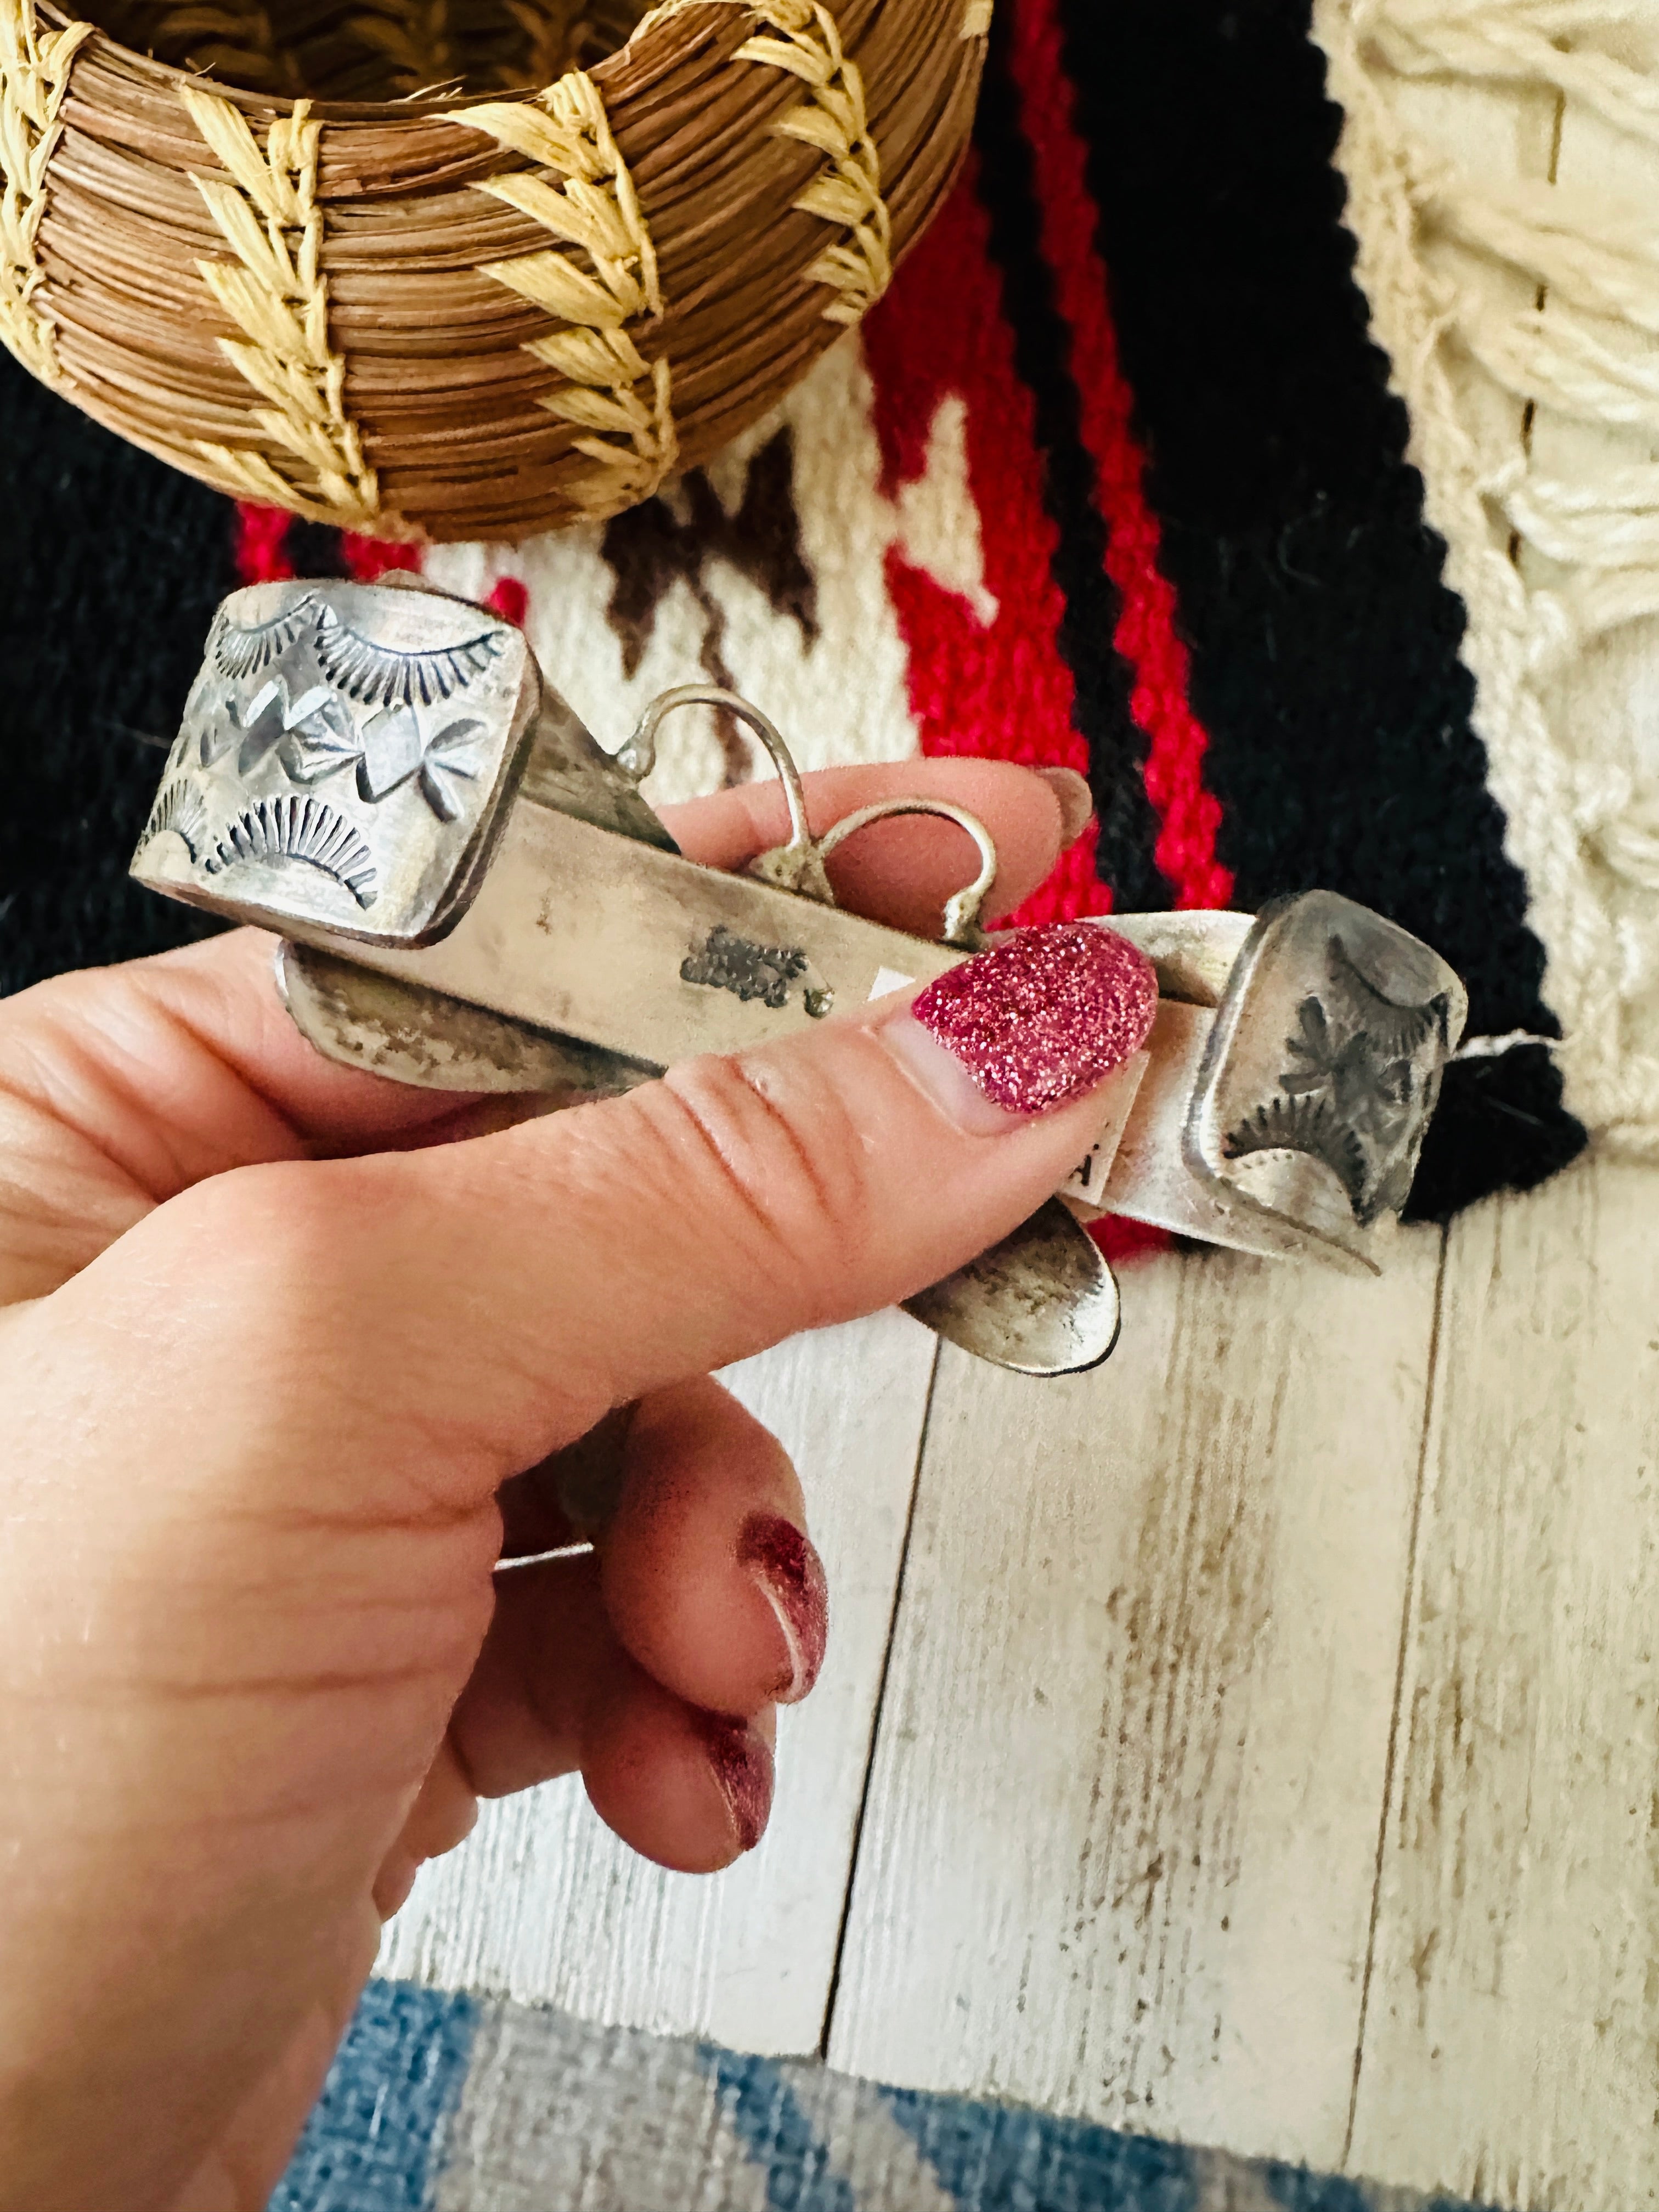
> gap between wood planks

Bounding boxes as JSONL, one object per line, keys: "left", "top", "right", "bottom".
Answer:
{"left": 822, "top": 1224, "right": 1449, "bottom": 2159}
{"left": 815, "top": 1334, "right": 943, "bottom": 2058}
{"left": 1342, "top": 1223, "right": 1451, "bottom": 2166}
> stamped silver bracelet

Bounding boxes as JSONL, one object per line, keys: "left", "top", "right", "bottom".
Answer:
{"left": 131, "top": 577, "right": 1469, "bottom": 1380}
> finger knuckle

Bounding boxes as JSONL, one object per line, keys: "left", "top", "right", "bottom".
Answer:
{"left": 650, "top": 1053, "right": 876, "bottom": 1303}
{"left": 151, "top": 1158, "right": 372, "bottom": 1351}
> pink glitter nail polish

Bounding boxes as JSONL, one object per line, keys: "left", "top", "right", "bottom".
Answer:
{"left": 910, "top": 922, "right": 1158, "bottom": 1116}
{"left": 738, "top": 1513, "right": 830, "bottom": 1703}
{"left": 691, "top": 1711, "right": 775, "bottom": 1854}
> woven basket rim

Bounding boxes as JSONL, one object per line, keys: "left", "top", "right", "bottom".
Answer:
{"left": 40, "top": 0, "right": 690, "bottom": 118}
{"left": 12, "top": 0, "right": 982, "bottom": 540}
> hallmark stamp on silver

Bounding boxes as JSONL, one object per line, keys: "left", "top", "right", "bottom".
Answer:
{"left": 680, "top": 926, "right": 834, "bottom": 1019}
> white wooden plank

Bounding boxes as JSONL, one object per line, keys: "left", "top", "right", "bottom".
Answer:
{"left": 1347, "top": 1158, "right": 1659, "bottom": 2209}
{"left": 827, "top": 1228, "right": 1443, "bottom": 2168}
{"left": 378, "top": 1308, "right": 936, "bottom": 2055}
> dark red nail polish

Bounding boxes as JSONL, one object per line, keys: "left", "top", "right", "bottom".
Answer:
{"left": 910, "top": 922, "right": 1158, "bottom": 1115}
{"left": 738, "top": 1512, "right": 830, "bottom": 1703}
{"left": 691, "top": 1710, "right": 774, "bottom": 1854}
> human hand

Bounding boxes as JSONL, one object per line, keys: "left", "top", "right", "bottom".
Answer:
{"left": 0, "top": 754, "right": 1137, "bottom": 2212}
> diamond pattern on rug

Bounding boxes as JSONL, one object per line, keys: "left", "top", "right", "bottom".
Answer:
{"left": 273, "top": 1984, "right": 1499, "bottom": 2212}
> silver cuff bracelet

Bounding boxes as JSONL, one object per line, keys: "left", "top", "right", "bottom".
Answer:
{"left": 131, "top": 578, "right": 1468, "bottom": 1378}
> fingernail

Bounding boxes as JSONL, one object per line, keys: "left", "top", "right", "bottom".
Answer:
{"left": 692, "top": 1711, "right": 775, "bottom": 1854}
{"left": 1035, "top": 766, "right": 1095, "bottom": 846}
{"left": 738, "top": 1512, "right": 829, "bottom": 1704}
{"left": 881, "top": 922, "right": 1159, "bottom": 1128}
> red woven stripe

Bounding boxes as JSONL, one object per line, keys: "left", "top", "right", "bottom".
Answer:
{"left": 484, "top": 575, "right": 528, "bottom": 627}
{"left": 865, "top": 179, "right": 1170, "bottom": 1258}
{"left": 1005, "top": 0, "right": 1233, "bottom": 912}
{"left": 340, "top": 532, "right": 422, "bottom": 582}
{"left": 864, "top": 167, "right": 1112, "bottom": 927}
{"left": 233, "top": 503, "right": 295, "bottom": 585}
{"left": 233, "top": 514, "right": 433, "bottom": 591}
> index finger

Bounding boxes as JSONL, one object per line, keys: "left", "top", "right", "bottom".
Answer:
{"left": 657, "top": 755, "right": 1085, "bottom": 938}
{"left": 4, "top": 757, "right": 1077, "bottom": 1158}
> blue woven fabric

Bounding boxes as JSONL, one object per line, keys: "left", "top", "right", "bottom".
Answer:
{"left": 270, "top": 1983, "right": 477, "bottom": 2212}
{"left": 879, "top": 2086, "right": 1198, "bottom": 2212}
{"left": 269, "top": 1981, "right": 1503, "bottom": 2212}
{"left": 706, "top": 2048, "right": 861, "bottom": 2212}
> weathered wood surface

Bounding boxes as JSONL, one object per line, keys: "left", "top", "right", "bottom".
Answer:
{"left": 379, "top": 1309, "right": 937, "bottom": 2055}
{"left": 1348, "top": 1159, "right": 1659, "bottom": 2209}
{"left": 382, "top": 1156, "right": 1659, "bottom": 2209}
{"left": 826, "top": 1227, "right": 1444, "bottom": 2170}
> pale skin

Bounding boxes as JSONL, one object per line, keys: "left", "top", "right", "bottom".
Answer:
{"left": 0, "top": 755, "right": 1109, "bottom": 2212}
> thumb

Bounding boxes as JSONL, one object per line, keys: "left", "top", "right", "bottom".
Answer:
{"left": 83, "top": 922, "right": 1157, "bottom": 1504}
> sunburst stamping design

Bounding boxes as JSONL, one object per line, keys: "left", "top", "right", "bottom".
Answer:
{"left": 132, "top": 578, "right": 535, "bottom": 943}
{"left": 1212, "top": 902, "right": 1469, "bottom": 1248}
{"left": 137, "top": 778, "right": 210, "bottom": 864}
{"left": 210, "top": 594, "right": 319, "bottom": 682}
{"left": 313, "top": 605, "right": 506, "bottom": 709}
{"left": 206, "top": 794, "right": 379, "bottom": 906}
{"left": 1222, "top": 1087, "right": 1370, "bottom": 1217}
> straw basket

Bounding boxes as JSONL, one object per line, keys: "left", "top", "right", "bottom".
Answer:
{"left": 0, "top": 0, "right": 986, "bottom": 540}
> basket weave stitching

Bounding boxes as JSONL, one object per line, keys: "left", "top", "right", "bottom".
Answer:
{"left": 633, "top": 0, "right": 891, "bottom": 324}
{"left": 179, "top": 84, "right": 381, "bottom": 525}
{"left": 0, "top": 0, "right": 91, "bottom": 381}
{"left": 0, "top": 0, "right": 980, "bottom": 538}
{"left": 345, "top": 0, "right": 454, "bottom": 95}
{"left": 105, "top": 0, "right": 588, "bottom": 97}
{"left": 498, "top": 0, "right": 593, "bottom": 88}
{"left": 736, "top": 1, "right": 890, "bottom": 324}
{"left": 341, "top": 0, "right": 589, "bottom": 93}
{"left": 450, "top": 69, "right": 676, "bottom": 516}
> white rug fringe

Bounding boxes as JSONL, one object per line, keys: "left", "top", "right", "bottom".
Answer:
{"left": 1314, "top": 0, "right": 1659, "bottom": 1146}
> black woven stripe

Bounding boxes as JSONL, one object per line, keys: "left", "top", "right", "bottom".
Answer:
{"left": 286, "top": 518, "right": 353, "bottom": 579}
{"left": 971, "top": 8, "right": 1166, "bottom": 914}
{"left": 0, "top": 356, "right": 236, "bottom": 996}
{"left": 1053, "top": 0, "right": 1584, "bottom": 1212}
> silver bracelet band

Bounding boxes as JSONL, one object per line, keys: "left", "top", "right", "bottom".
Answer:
{"left": 131, "top": 578, "right": 1468, "bottom": 1377}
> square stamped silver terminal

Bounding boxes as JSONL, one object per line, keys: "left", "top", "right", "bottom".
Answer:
{"left": 1184, "top": 891, "right": 1469, "bottom": 1267}
{"left": 130, "top": 580, "right": 538, "bottom": 945}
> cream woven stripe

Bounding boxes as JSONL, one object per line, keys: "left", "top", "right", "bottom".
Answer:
{"left": 179, "top": 85, "right": 380, "bottom": 526}
{"left": 639, "top": 0, "right": 892, "bottom": 325}
{"left": 1314, "top": 0, "right": 1659, "bottom": 1143}
{"left": 0, "top": 0, "right": 90, "bottom": 383}
{"left": 451, "top": 70, "right": 675, "bottom": 517}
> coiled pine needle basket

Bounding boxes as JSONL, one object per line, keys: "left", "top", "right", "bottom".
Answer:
{"left": 0, "top": 0, "right": 986, "bottom": 540}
